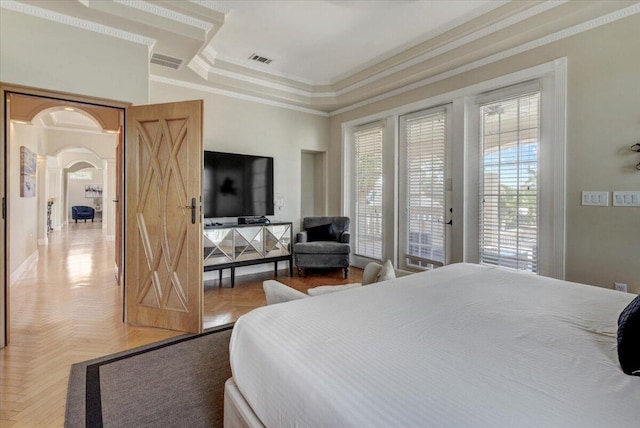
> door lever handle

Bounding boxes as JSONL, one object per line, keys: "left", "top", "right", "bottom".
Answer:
{"left": 182, "top": 198, "right": 196, "bottom": 224}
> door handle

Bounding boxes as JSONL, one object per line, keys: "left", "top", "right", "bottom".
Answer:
{"left": 183, "top": 197, "right": 196, "bottom": 224}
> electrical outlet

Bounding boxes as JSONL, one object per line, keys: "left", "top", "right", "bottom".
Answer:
{"left": 614, "top": 282, "right": 628, "bottom": 293}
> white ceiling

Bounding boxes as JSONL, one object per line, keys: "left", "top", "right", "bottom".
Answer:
{"left": 209, "top": 0, "right": 502, "bottom": 85}
{"left": 5, "top": 1, "right": 633, "bottom": 114}
{"left": 4, "top": 0, "right": 512, "bottom": 110}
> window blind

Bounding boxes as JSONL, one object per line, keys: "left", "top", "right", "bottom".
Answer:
{"left": 401, "top": 109, "right": 446, "bottom": 268}
{"left": 353, "top": 125, "right": 383, "bottom": 260}
{"left": 479, "top": 91, "right": 540, "bottom": 272}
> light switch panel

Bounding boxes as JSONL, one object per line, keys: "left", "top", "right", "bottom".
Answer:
{"left": 612, "top": 191, "right": 640, "bottom": 207}
{"left": 581, "top": 191, "right": 609, "bottom": 206}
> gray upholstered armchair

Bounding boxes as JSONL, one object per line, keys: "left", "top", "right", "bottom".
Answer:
{"left": 294, "top": 217, "right": 351, "bottom": 278}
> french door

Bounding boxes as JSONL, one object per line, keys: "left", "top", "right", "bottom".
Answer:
{"left": 399, "top": 106, "right": 451, "bottom": 270}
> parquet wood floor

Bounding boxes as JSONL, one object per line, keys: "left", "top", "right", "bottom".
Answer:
{"left": 1, "top": 223, "right": 362, "bottom": 427}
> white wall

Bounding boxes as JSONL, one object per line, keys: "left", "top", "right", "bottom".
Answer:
{"left": 47, "top": 130, "right": 117, "bottom": 160}
{"left": 48, "top": 130, "right": 117, "bottom": 228}
{"left": 68, "top": 169, "right": 103, "bottom": 222}
{"left": 46, "top": 156, "right": 63, "bottom": 231}
{"left": 150, "top": 80, "right": 330, "bottom": 278}
{"left": 0, "top": 9, "right": 149, "bottom": 104}
{"left": 9, "top": 123, "right": 43, "bottom": 274}
{"left": 150, "top": 80, "right": 330, "bottom": 230}
{"left": 57, "top": 151, "right": 104, "bottom": 223}
{"left": 300, "top": 152, "right": 316, "bottom": 219}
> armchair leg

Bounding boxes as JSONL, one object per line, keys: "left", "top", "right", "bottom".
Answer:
{"left": 297, "top": 267, "right": 304, "bottom": 277}
{"left": 343, "top": 267, "right": 349, "bottom": 279}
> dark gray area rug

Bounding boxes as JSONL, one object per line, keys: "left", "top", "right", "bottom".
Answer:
{"left": 65, "top": 323, "right": 233, "bottom": 428}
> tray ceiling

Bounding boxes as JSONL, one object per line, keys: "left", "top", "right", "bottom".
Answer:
{"left": 3, "top": 1, "right": 638, "bottom": 115}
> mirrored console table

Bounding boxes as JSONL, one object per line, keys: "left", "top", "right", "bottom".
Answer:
{"left": 203, "top": 221, "right": 293, "bottom": 287}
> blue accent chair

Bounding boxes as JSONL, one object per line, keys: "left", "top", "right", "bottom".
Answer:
{"left": 72, "top": 206, "right": 95, "bottom": 223}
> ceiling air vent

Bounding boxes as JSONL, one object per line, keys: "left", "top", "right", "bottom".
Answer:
{"left": 150, "top": 53, "right": 183, "bottom": 70}
{"left": 248, "top": 53, "right": 272, "bottom": 64}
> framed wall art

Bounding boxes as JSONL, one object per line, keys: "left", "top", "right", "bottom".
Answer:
{"left": 85, "top": 184, "right": 103, "bottom": 198}
{"left": 20, "top": 146, "right": 36, "bottom": 198}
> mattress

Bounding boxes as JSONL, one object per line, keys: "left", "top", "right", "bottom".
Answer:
{"left": 229, "top": 263, "right": 640, "bottom": 427}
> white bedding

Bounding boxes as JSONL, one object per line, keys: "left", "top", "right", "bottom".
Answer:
{"left": 229, "top": 263, "right": 640, "bottom": 427}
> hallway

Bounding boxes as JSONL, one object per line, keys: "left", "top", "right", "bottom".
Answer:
{"left": 1, "top": 223, "right": 180, "bottom": 426}
{"left": 1, "top": 222, "right": 362, "bottom": 426}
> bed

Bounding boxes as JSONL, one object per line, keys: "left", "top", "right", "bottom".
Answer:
{"left": 225, "top": 263, "right": 639, "bottom": 427}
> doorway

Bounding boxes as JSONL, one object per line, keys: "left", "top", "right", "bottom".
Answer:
{"left": 1, "top": 84, "right": 127, "bottom": 347}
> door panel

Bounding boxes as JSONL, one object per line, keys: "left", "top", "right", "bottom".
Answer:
{"left": 125, "top": 100, "right": 203, "bottom": 333}
{"left": 1, "top": 91, "right": 6, "bottom": 347}
{"left": 115, "top": 124, "right": 123, "bottom": 285}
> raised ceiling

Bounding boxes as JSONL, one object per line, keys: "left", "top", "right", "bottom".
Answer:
{"left": 3, "top": 1, "right": 639, "bottom": 115}
{"left": 208, "top": 0, "right": 501, "bottom": 85}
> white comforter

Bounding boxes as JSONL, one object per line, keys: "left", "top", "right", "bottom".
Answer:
{"left": 230, "top": 263, "right": 639, "bottom": 427}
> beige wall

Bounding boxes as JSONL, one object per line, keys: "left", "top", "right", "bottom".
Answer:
{"left": 9, "top": 123, "right": 43, "bottom": 275}
{"left": 150, "top": 80, "right": 330, "bottom": 230}
{"left": 0, "top": 9, "right": 149, "bottom": 104}
{"left": 328, "top": 14, "right": 640, "bottom": 292}
{"left": 300, "top": 152, "right": 316, "bottom": 219}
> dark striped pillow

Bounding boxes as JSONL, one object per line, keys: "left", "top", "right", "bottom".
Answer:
{"left": 617, "top": 294, "right": 640, "bottom": 376}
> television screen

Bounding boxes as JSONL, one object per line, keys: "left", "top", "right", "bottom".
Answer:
{"left": 203, "top": 151, "right": 274, "bottom": 218}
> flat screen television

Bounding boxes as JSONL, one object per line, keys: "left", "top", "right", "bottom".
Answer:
{"left": 203, "top": 151, "right": 274, "bottom": 218}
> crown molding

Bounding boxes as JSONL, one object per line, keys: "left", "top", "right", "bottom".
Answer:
{"left": 113, "top": 0, "right": 214, "bottom": 32}
{"left": 4, "top": 0, "right": 638, "bottom": 115}
{"left": 332, "top": 0, "right": 568, "bottom": 96}
{"left": 162, "top": 1, "right": 640, "bottom": 117}
{"left": 213, "top": 53, "right": 325, "bottom": 87}
{"left": 189, "top": 0, "right": 231, "bottom": 15}
{"left": 329, "top": 2, "right": 640, "bottom": 116}
{"left": 43, "top": 124, "right": 114, "bottom": 136}
{"left": 188, "top": 55, "right": 211, "bottom": 81}
{"left": 0, "top": 0, "right": 156, "bottom": 48}
{"left": 150, "top": 75, "right": 329, "bottom": 117}
{"left": 329, "top": 0, "right": 511, "bottom": 84}
{"left": 204, "top": 63, "right": 317, "bottom": 98}
{"left": 195, "top": 1, "right": 566, "bottom": 99}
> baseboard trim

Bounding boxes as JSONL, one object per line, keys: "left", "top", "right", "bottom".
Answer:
{"left": 10, "top": 250, "right": 39, "bottom": 286}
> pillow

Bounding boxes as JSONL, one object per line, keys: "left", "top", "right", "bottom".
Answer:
{"left": 617, "top": 294, "right": 640, "bottom": 376}
{"left": 307, "top": 283, "right": 362, "bottom": 296}
{"left": 306, "top": 223, "right": 335, "bottom": 242}
{"left": 376, "top": 259, "right": 396, "bottom": 283}
{"left": 263, "top": 280, "right": 308, "bottom": 305}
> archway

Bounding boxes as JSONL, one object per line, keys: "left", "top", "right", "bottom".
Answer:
{"left": 1, "top": 87, "right": 126, "bottom": 347}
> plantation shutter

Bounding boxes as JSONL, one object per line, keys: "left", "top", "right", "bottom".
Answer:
{"left": 479, "top": 89, "right": 540, "bottom": 272}
{"left": 353, "top": 125, "right": 383, "bottom": 260}
{"left": 401, "top": 108, "right": 446, "bottom": 268}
